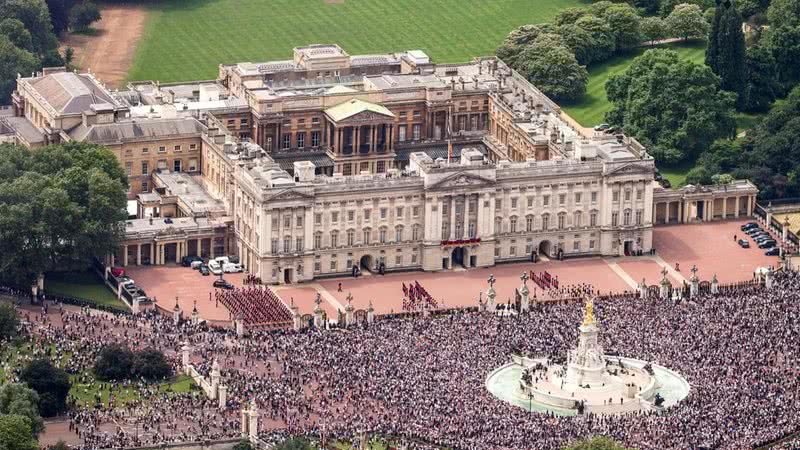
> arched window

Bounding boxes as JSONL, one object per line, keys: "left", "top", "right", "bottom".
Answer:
{"left": 526, "top": 215, "right": 534, "bottom": 232}
{"left": 363, "top": 228, "right": 372, "bottom": 245}
{"left": 510, "top": 216, "right": 518, "bottom": 233}
{"left": 331, "top": 230, "right": 339, "bottom": 248}
{"left": 314, "top": 232, "right": 322, "bottom": 250}
{"left": 574, "top": 211, "right": 582, "bottom": 228}
{"left": 590, "top": 210, "right": 598, "bottom": 227}
{"left": 346, "top": 229, "right": 355, "bottom": 246}
{"left": 495, "top": 217, "right": 503, "bottom": 234}
{"left": 379, "top": 227, "right": 387, "bottom": 244}
{"left": 557, "top": 212, "right": 566, "bottom": 230}
{"left": 412, "top": 224, "right": 420, "bottom": 241}
{"left": 395, "top": 225, "right": 404, "bottom": 242}
{"left": 541, "top": 213, "right": 550, "bottom": 230}
{"left": 623, "top": 209, "right": 632, "bottom": 226}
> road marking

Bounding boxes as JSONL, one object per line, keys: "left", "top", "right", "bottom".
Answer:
{"left": 604, "top": 259, "right": 638, "bottom": 290}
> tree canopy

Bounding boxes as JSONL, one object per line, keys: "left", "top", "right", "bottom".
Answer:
{"left": 0, "top": 302, "right": 19, "bottom": 340}
{"left": 0, "top": 142, "right": 127, "bottom": 288}
{"left": 666, "top": 3, "right": 710, "bottom": 41}
{"left": 744, "top": 44, "right": 781, "bottom": 112}
{"left": 515, "top": 34, "right": 589, "bottom": 101}
{"left": 706, "top": 2, "right": 748, "bottom": 107}
{"left": 0, "top": 415, "right": 38, "bottom": 450}
{"left": 606, "top": 49, "right": 736, "bottom": 164}
{"left": 0, "top": 383, "right": 44, "bottom": 436}
{"left": 19, "top": 358, "right": 71, "bottom": 417}
{"left": 0, "top": 35, "right": 39, "bottom": 103}
{"left": 95, "top": 344, "right": 173, "bottom": 381}
{"left": 767, "top": 0, "right": 800, "bottom": 86}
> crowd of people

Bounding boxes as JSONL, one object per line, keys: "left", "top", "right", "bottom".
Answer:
{"left": 215, "top": 287, "right": 292, "bottom": 326}
{"left": 5, "top": 270, "right": 800, "bottom": 449}
{"left": 401, "top": 281, "right": 438, "bottom": 312}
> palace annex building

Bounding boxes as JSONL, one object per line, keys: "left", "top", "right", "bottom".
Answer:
{"left": 3, "top": 44, "right": 757, "bottom": 284}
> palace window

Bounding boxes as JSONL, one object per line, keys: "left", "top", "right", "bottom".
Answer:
{"left": 468, "top": 223, "right": 476, "bottom": 238}
{"left": 157, "top": 159, "right": 167, "bottom": 170}
{"left": 413, "top": 206, "right": 420, "bottom": 217}
{"left": 311, "top": 131, "right": 320, "bottom": 147}
{"left": 543, "top": 195, "right": 550, "bottom": 207}
{"left": 173, "top": 160, "right": 182, "bottom": 172}
{"left": 636, "top": 209, "right": 643, "bottom": 225}
{"left": 395, "top": 226, "right": 403, "bottom": 242}
{"left": 364, "top": 209, "right": 371, "bottom": 221}
{"left": 574, "top": 211, "right": 582, "bottom": 227}
{"left": 282, "top": 134, "right": 291, "bottom": 149}
{"left": 315, "top": 213, "right": 322, "bottom": 225}
{"left": 363, "top": 229, "right": 371, "bottom": 245}
{"left": 395, "top": 254, "right": 402, "bottom": 266}
{"left": 442, "top": 223, "right": 449, "bottom": 240}
{"left": 376, "top": 161, "right": 386, "bottom": 173}
{"left": 348, "top": 210, "right": 355, "bottom": 222}
{"left": 125, "top": 162, "right": 132, "bottom": 176}
{"left": 612, "top": 212, "right": 619, "bottom": 227}
{"left": 330, "top": 257, "right": 337, "bottom": 271}
{"left": 528, "top": 197, "right": 534, "bottom": 208}
{"left": 591, "top": 191, "right": 597, "bottom": 203}
{"left": 559, "top": 194, "right": 566, "bottom": 205}
{"left": 625, "top": 190, "right": 631, "bottom": 201}
{"left": 623, "top": 209, "right": 632, "bottom": 226}
{"left": 283, "top": 237, "right": 291, "bottom": 253}
{"left": 511, "top": 198, "right": 517, "bottom": 209}
{"left": 158, "top": 146, "right": 166, "bottom": 153}
{"left": 495, "top": 199, "right": 502, "bottom": 211}
{"left": 331, "top": 231, "right": 339, "bottom": 248}
{"left": 574, "top": 240, "right": 581, "bottom": 251}
{"left": 558, "top": 213, "right": 566, "bottom": 230}
{"left": 240, "top": 118, "right": 248, "bottom": 127}
{"left": 379, "top": 228, "right": 387, "bottom": 244}
{"left": 314, "top": 233, "right": 322, "bottom": 249}
{"left": 412, "top": 124, "right": 421, "bottom": 140}
{"left": 397, "top": 206, "right": 404, "bottom": 218}
{"left": 141, "top": 180, "right": 149, "bottom": 192}
{"left": 575, "top": 193, "right": 582, "bottom": 204}
{"left": 613, "top": 191, "right": 619, "bottom": 202}
{"left": 542, "top": 214, "right": 550, "bottom": 230}
{"left": 343, "top": 163, "right": 352, "bottom": 176}
{"left": 398, "top": 125, "right": 407, "bottom": 142}
{"left": 331, "top": 212, "right": 339, "bottom": 223}
{"left": 188, "top": 159, "right": 198, "bottom": 172}
{"left": 347, "top": 230, "right": 355, "bottom": 246}
{"left": 589, "top": 240, "right": 595, "bottom": 249}
{"left": 296, "top": 215, "right": 303, "bottom": 227}
{"left": 413, "top": 110, "right": 421, "bottom": 119}
{"left": 455, "top": 223, "right": 462, "bottom": 237}
{"left": 412, "top": 225, "right": 420, "bottom": 241}
{"left": 271, "top": 239, "right": 278, "bottom": 254}
{"left": 297, "top": 132, "right": 305, "bottom": 149}
{"left": 174, "top": 145, "right": 182, "bottom": 152}
{"left": 510, "top": 216, "right": 518, "bottom": 233}
{"left": 526, "top": 215, "right": 533, "bottom": 232}
{"left": 637, "top": 189, "right": 643, "bottom": 200}
{"left": 284, "top": 215, "right": 291, "bottom": 228}
{"left": 380, "top": 208, "right": 387, "bottom": 219}
{"left": 590, "top": 211, "right": 598, "bottom": 227}
{"left": 142, "top": 147, "right": 149, "bottom": 155}
{"left": 296, "top": 238, "right": 303, "bottom": 252}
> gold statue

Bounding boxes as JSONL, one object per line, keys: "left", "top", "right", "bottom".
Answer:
{"left": 582, "top": 297, "right": 595, "bottom": 326}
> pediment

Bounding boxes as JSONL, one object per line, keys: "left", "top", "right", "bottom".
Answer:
{"left": 606, "top": 163, "right": 654, "bottom": 177}
{"left": 265, "top": 189, "right": 314, "bottom": 203}
{"left": 340, "top": 110, "right": 394, "bottom": 123}
{"left": 428, "top": 172, "right": 493, "bottom": 191}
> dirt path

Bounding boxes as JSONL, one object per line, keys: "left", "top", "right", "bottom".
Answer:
{"left": 60, "top": 3, "right": 149, "bottom": 88}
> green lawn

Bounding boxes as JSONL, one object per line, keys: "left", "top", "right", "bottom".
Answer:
{"left": 45, "top": 271, "right": 128, "bottom": 310}
{"left": 562, "top": 40, "right": 708, "bottom": 127}
{"left": 659, "top": 160, "right": 696, "bottom": 188}
{"left": 128, "top": 0, "right": 587, "bottom": 82}
{"left": 70, "top": 374, "right": 196, "bottom": 407}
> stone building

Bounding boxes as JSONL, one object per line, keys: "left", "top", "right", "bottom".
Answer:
{"left": 3, "top": 45, "right": 758, "bottom": 282}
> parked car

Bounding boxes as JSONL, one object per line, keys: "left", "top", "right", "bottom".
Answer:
{"left": 227, "top": 255, "right": 240, "bottom": 264}
{"left": 223, "top": 262, "right": 243, "bottom": 273}
{"left": 213, "top": 279, "right": 234, "bottom": 289}
{"left": 118, "top": 276, "right": 135, "bottom": 286}
{"left": 660, "top": 179, "right": 672, "bottom": 189}
{"left": 765, "top": 247, "right": 781, "bottom": 256}
{"left": 738, "top": 239, "right": 750, "bottom": 248}
{"left": 758, "top": 240, "right": 777, "bottom": 249}
{"left": 213, "top": 256, "right": 230, "bottom": 265}
{"left": 190, "top": 260, "right": 204, "bottom": 270}
{"left": 754, "top": 234, "right": 773, "bottom": 242}
{"left": 208, "top": 260, "right": 223, "bottom": 275}
{"left": 745, "top": 227, "right": 763, "bottom": 236}
{"left": 594, "top": 123, "right": 610, "bottom": 131}
{"left": 741, "top": 222, "right": 759, "bottom": 231}
{"left": 110, "top": 267, "right": 125, "bottom": 277}
{"left": 182, "top": 255, "right": 203, "bottom": 267}
{"left": 199, "top": 265, "right": 210, "bottom": 276}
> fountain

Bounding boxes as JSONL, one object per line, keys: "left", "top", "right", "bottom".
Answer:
{"left": 486, "top": 297, "right": 690, "bottom": 415}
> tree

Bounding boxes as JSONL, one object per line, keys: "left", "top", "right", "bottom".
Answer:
{"left": 19, "top": 359, "right": 71, "bottom": 417}
{"left": 515, "top": 35, "right": 588, "bottom": 101}
{"left": 0, "top": 142, "right": 127, "bottom": 288}
{"left": 710, "top": 2, "right": 748, "bottom": 107}
{"left": 659, "top": 0, "right": 714, "bottom": 17}
{"left": 556, "top": 24, "right": 599, "bottom": 65}
{"left": 133, "top": 348, "right": 173, "bottom": 380}
{"left": 575, "top": 15, "right": 617, "bottom": 61}
{"left": 605, "top": 49, "right": 737, "bottom": 164}
{"left": 705, "top": 5, "right": 723, "bottom": 72}
{"left": 0, "top": 36, "right": 39, "bottom": 104}
{"left": 734, "top": 86, "right": 800, "bottom": 198}
{"left": 0, "top": 384, "right": 44, "bottom": 436}
{"left": 0, "top": 415, "right": 38, "bottom": 450}
{"left": 0, "top": 0, "right": 58, "bottom": 55}
{"left": 496, "top": 23, "right": 557, "bottom": 68}
{"left": 666, "top": 3, "right": 710, "bottom": 41}
{"left": 232, "top": 440, "right": 253, "bottom": 450}
{"left": 744, "top": 45, "right": 780, "bottom": 112}
{"left": 602, "top": 4, "right": 643, "bottom": 50}
{"left": 94, "top": 343, "right": 135, "bottom": 381}
{"left": 46, "top": 0, "right": 75, "bottom": 35}
{"left": 0, "top": 18, "right": 33, "bottom": 52}
{"left": 0, "top": 302, "right": 18, "bottom": 340}
{"left": 273, "top": 438, "right": 312, "bottom": 450}
{"left": 563, "top": 436, "right": 634, "bottom": 450}
{"left": 766, "top": 0, "right": 800, "bottom": 85}
{"left": 554, "top": 7, "right": 588, "bottom": 25}
{"left": 69, "top": 1, "right": 101, "bottom": 33}
{"left": 640, "top": 16, "right": 668, "bottom": 45}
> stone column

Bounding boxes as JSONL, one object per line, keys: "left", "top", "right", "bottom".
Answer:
{"left": 449, "top": 196, "right": 456, "bottom": 240}
{"left": 136, "top": 244, "right": 142, "bottom": 265}
{"left": 734, "top": 197, "right": 740, "bottom": 218}
{"left": 748, "top": 195, "right": 754, "bottom": 216}
{"left": 710, "top": 274, "right": 719, "bottom": 294}
{"left": 487, "top": 285, "right": 496, "bottom": 312}
{"left": 247, "top": 400, "right": 259, "bottom": 441}
{"left": 210, "top": 359, "right": 220, "bottom": 398}
{"left": 122, "top": 245, "right": 128, "bottom": 267}
{"left": 476, "top": 194, "right": 484, "bottom": 238}
{"left": 181, "top": 343, "right": 190, "bottom": 371}
{"left": 723, "top": 197, "right": 728, "bottom": 218}
{"left": 354, "top": 126, "right": 360, "bottom": 154}
{"left": 689, "top": 265, "right": 699, "bottom": 298}
{"left": 463, "top": 194, "right": 470, "bottom": 239}
{"left": 217, "top": 385, "right": 227, "bottom": 410}
{"left": 765, "top": 267, "right": 774, "bottom": 289}
{"left": 150, "top": 243, "right": 155, "bottom": 265}
{"left": 367, "top": 300, "right": 374, "bottom": 325}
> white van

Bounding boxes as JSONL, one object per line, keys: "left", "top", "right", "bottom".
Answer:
{"left": 208, "top": 260, "right": 223, "bottom": 275}
{"left": 223, "top": 262, "right": 243, "bottom": 273}
{"left": 214, "top": 256, "right": 230, "bottom": 265}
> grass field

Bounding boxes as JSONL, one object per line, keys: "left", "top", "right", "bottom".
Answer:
{"left": 562, "top": 40, "right": 708, "bottom": 127}
{"left": 45, "top": 271, "right": 128, "bottom": 310}
{"left": 128, "top": 0, "right": 587, "bottom": 82}
{"left": 70, "top": 374, "right": 195, "bottom": 407}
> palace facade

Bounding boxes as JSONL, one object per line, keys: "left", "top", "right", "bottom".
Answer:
{"left": 3, "top": 44, "right": 757, "bottom": 284}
